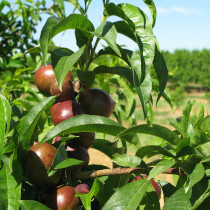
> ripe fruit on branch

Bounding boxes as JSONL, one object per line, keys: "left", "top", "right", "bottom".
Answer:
{"left": 51, "top": 100, "right": 84, "bottom": 125}
{"left": 132, "top": 175, "right": 161, "bottom": 199}
{"left": 50, "top": 101, "right": 61, "bottom": 116}
{"left": 34, "top": 64, "right": 56, "bottom": 94}
{"left": 76, "top": 183, "right": 89, "bottom": 194}
{"left": 50, "top": 71, "right": 75, "bottom": 102}
{"left": 45, "top": 185, "right": 79, "bottom": 210}
{"left": 25, "top": 142, "right": 62, "bottom": 189}
{"left": 75, "top": 132, "right": 95, "bottom": 149}
{"left": 79, "top": 88, "right": 115, "bottom": 117}
{"left": 66, "top": 141, "right": 90, "bottom": 166}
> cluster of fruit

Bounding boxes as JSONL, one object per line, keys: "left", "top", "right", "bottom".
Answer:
{"left": 24, "top": 64, "right": 115, "bottom": 209}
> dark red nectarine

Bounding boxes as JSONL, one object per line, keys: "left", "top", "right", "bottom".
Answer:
{"left": 25, "top": 142, "right": 62, "bottom": 189}
{"left": 45, "top": 185, "right": 79, "bottom": 210}
{"left": 50, "top": 71, "right": 75, "bottom": 102}
{"left": 34, "top": 64, "right": 56, "bottom": 94}
{"left": 51, "top": 100, "right": 84, "bottom": 126}
{"left": 78, "top": 88, "right": 115, "bottom": 117}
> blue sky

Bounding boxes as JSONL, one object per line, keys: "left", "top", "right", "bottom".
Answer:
{"left": 33, "top": 0, "right": 210, "bottom": 52}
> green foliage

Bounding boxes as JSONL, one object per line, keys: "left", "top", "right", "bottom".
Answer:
{"left": 163, "top": 49, "right": 210, "bottom": 89}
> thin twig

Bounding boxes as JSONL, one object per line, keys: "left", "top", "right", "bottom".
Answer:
{"left": 72, "top": 167, "right": 183, "bottom": 180}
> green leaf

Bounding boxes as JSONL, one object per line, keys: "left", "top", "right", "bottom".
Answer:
{"left": 199, "top": 115, "right": 210, "bottom": 134}
{"left": 186, "top": 179, "right": 210, "bottom": 209}
{"left": 18, "top": 96, "right": 56, "bottom": 151}
{"left": 163, "top": 187, "right": 191, "bottom": 210}
{"left": 148, "top": 159, "right": 175, "bottom": 179}
{"left": 185, "top": 163, "right": 205, "bottom": 191}
{"left": 77, "top": 70, "right": 95, "bottom": 89}
{"left": 78, "top": 178, "right": 100, "bottom": 210}
{"left": 0, "top": 94, "right": 11, "bottom": 159}
{"left": 0, "top": 163, "right": 22, "bottom": 210}
{"left": 19, "top": 200, "right": 51, "bottom": 210}
{"left": 40, "top": 16, "right": 60, "bottom": 64}
{"left": 65, "top": 0, "right": 85, "bottom": 14}
{"left": 48, "top": 144, "right": 68, "bottom": 172}
{"left": 118, "top": 124, "right": 180, "bottom": 146}
{"left": 53, "top": 45, "right": 85, "bottom": 91}
{"left": 93, "top": 21, "right": 121, "bottom": 56}
{"left": 201, "top": 155, "right": 210, "bottom": 163}
{"left": 117, "top": 79, "right": 136, "bottom": 119}
{"left": 181, "top": 101, "right": 195, "bottom": 137}
{"left": 41, "top": 115, "right": 125, "bottom": 144}
{"left": 135, "top": 73, "right": 152, "bottom": 118}
{"left": 136, "top": 145, "right": 175, "bottom": 159}
{"left": 139, "top": 183, "right": 160, "bottom": 209}
{"left": 49, "top": 14, "right": 94, "bottom": 41}
{"left": 153, "top": 41, "right": 168, "bottom": 103}
{"left": 159, "top": 180, "right": 177, "bottom": 199}
{"left": 12, "top": 98, "right": 33, "bottom": 112}
{"left": 92, "top": 139, "right": 114, "bottom": 159}
{"left": 75, "top": 28, "right": 92, "bottom": 48}
{"left": 97, "top": 45, "right": 133, "bottom": 66}
{"left": 193, "top": 103, "right": 204, "bottom": 128}
{"left": 105, "top": 3, "right": 155, "bottom": 81}
{"left": 112, "top": 154, "right": 142, "bottom": 167}
{"left": 55, "top": 158, "right": 84, "bottom": 169}
{"left": 93, "top": 65, "right": 133, "bottom": 85}
{"left": 102, "top": 179, "right": 150, "bottom": 210}
{"left": 51, "top": 48, "right": 74, "bottom": 68}
{"left": 143, "top": 0, "right": 157, "bottom": 27}
{"left": 96, "top": 175, "right": 130, "bottom": 207}
{"left": 152, "top": 85, "right": 175, "bottom": 109}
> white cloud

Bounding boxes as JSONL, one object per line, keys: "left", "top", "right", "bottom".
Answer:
{"left": 172, "top": 7, "right": 202, "bottom": 15}
{"left": 157, "top": 6, "right": 202, "bottom": 15}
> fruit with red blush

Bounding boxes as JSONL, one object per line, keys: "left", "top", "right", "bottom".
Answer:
{"left": 34, "top": 63, "right": 56, "bottom": 94}
{"left": 50, "top": 71, "right": 75, "bottom": 102}
{"left": 44, "top": 185, "right": 79, "bottom": 210}
{"left": 76, "top": 183, "right": 89, "bottom": 194}
{"left": 25, "top": 142, "right": 62, "bottom": 189}
{"left": 51, "top": 100, "right": 84, "bottom": 126}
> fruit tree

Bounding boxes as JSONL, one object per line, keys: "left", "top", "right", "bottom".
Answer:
{"left": 0, "top": 0, "right": 209, "bottom": 210}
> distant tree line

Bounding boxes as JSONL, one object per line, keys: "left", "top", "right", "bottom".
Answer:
{"left": 162, "top": 49, "right": 210, "bottom": 91}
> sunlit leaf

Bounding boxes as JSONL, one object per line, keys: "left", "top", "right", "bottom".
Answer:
{"left": 102, "top": 179, "right": 150, "bottom": 210}
{"left": 19, "top": 200, "right": 51, "bottom": 210}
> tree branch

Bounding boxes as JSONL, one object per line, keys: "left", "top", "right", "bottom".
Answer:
{"left": 72, "top": 167, "right": 183, "bottom": 180}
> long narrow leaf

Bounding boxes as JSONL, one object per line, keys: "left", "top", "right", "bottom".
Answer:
{"left": 0, "top": 94, "right": 11, "bottom": 159}
{"left": 102, "top": 179, "right": 150, "bottom": 210}
{"left": 117, "top": 124, "right": 180, "bottom": 146}
{"left": 41, "top": 115, "right": 125, "bottom": 144}
{"left": 53, "top": 45, "right": 85, "bottom": 91}
{"left": 18, "top": 96, "right": 56, "bottom": 150}
{"left": 0, "top": 164, "right": 21, "bottom": 210}
{"left": 40, "top": 16, "right": 61, "bottom": 64}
